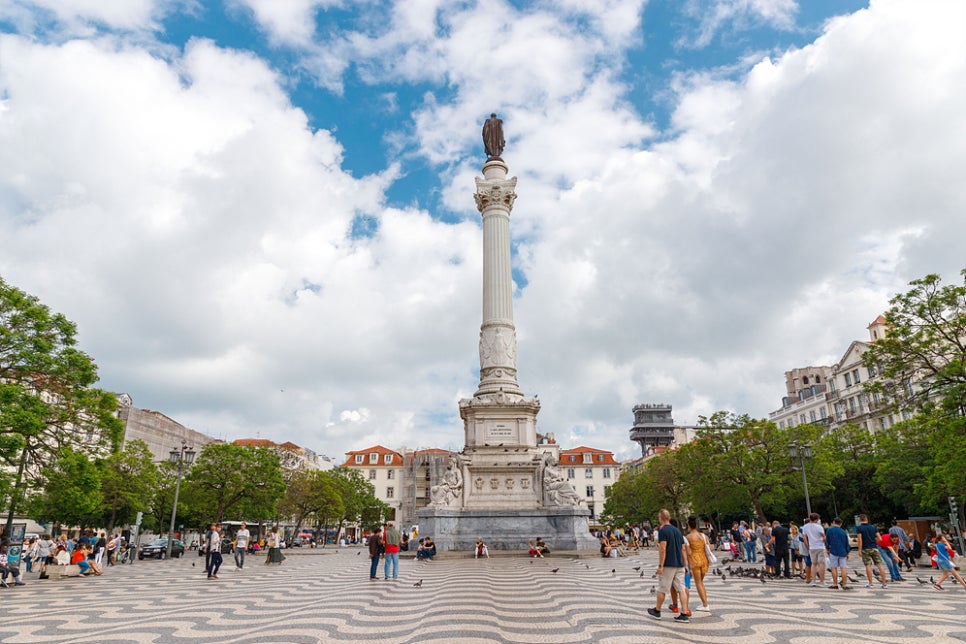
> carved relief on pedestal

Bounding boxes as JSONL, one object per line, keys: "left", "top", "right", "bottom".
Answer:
{"left": 479, "top": 326, "right": 517, "bottom": 370}
{"left": 489, "top": 477, "right": 499, "bottom": 490}
{"left": 540, "top": 452, "right": 581, "bottom": 507}
{"left": 521, "top": 478, "right": 530, "bottom": 489}
{"left": 474, "top": 477, "right": 484, "bottom": 491}
{"left": 505, "top": 478, "right": 515, "bottom": 490}
{"left": 429, "top": 456, "right": 464, "bottom": 508}
{"left": 474, "top": 176, "right": 518, "bottom": 213}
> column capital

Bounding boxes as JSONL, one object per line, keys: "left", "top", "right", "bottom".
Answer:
{"left": 474, "top": 175, "right": 517, "bottom": 214}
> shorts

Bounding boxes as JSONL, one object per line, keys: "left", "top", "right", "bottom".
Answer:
{"left": 803, "top": 554, "right": 812, "bottom": 567}
{"left": 829, "top": 554, "right": 848, "bottom": 569}
{"left": 809, "top": 549, "right": 826, "bottom": 564}
{"left": 791, "top": 551, "right": 802, "bottom": 562}
{"left": 860, "top": 548, "right": 883, "bottom": 566}
{"left": 657, "top": 566, "right": 686, "bottom": 596}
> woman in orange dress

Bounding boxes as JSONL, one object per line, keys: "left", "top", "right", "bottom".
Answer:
{"left": 685, "top": 516, "right": 711, "bottom": 613}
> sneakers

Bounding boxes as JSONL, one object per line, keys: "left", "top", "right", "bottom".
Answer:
{"left": 694, "top": 605, "right": 711, "bottom": 612}
{"left": 808, "top": 582, "right": 817, "bottom": 587}
{"left": 646, "top": 608, "right": 661, "bottom": 620}
{"left": 673, "top": 613, "right": 690, "bottom": 622}
{"left": 864, "top": 583, "right": 873, "bottom": 588}
{"left": 14, "top": 581, "right": 25, "bottom": 586}
{"left": 880, "top": 584, "right": 888, "bottom": 589}
{"left": 669, "top": 604, "right": 678, "bottom": 613}
{"left": 829, "top": 585, "right": 839, "bottom": 589}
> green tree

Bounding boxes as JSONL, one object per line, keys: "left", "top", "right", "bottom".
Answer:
{"left": 98, "top": 439, "right": 158, "bottom": 532}
{"left": 864, "top": 269, "right": 966, "bottom": 415}
{"left": 277, "top": 469, "right": 344, "bottom": 539}
{"left": 330, "top": 468, "right": 388, "bottom": 535}
{"left": 0, "top": 276, "right": 124, "bottom": 532}
{"left": 28, "top": 447, "right": 102, "bottom": 529}
{"left": 182, "top": 443, "right": 286, "bottom": 524}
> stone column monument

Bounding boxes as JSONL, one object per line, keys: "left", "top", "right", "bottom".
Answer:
{"left": 416, "top": 115, "right": 598, "bottom": 553}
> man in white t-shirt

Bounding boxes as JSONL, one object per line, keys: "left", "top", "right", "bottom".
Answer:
{"left": 801, "top": 513, "right": 827, "bottom": 587}
{"left": 234, "top": 522, "right": 250, "bottom": 570}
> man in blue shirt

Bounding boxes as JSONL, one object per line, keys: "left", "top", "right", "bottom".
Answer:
{"left": 647, "top": 509, "right": 690, "bottom": 623}
{"left": 856, "top": 514, "right": 888, "bottom": 589}
{"left": 825, "top": 517, "right": 851, "bottom": 590}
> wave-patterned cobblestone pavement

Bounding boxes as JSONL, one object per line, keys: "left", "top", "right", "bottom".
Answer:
{"left": 0, "top": 550, "right": 964, "bottom": 643}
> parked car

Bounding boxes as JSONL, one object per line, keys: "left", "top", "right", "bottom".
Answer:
{"left": 139, "top": 538, "right": 185, "bottom": 559}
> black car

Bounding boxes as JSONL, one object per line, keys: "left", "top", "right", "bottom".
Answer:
{"left": 139, "top": 538, "right": 185, "bottom": 559}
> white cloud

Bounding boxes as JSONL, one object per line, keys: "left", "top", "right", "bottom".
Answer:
{"left": 2, "top": 0, "right": 965, "bottom": 465}
{"left": 678, "top": 0, "right": 799, "bottom": 48}
{"left": 0, "top": 0, "right": 185, "bottom": 35}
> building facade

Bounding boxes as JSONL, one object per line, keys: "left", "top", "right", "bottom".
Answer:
{"left": 341, "top": 445, "right": 404, "bottom": 522}
{"left": 768, "top": 316, "right": 912, "bottom": 433}
{"left": 117, "top": 393, "right": 219, "bottom": 462}
{"left": 557, "top": 446, "right": 620, "bottom": 524}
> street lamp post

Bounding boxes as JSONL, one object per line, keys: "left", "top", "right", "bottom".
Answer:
{"left": 788, "top": 442, "right": 813, "bottom": 517}
{"left": 167, "top": 440, "right": 196, "bottom": 560}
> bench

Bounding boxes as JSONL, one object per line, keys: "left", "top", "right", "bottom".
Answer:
{"left": 55, "top": 564, "right": 83, "bottom": 578}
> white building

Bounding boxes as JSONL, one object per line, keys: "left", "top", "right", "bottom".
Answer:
{"left": 558, "top": 446, "right": 620, "bottom": 525}
{"left": 341, "top": 445, "right": 404, "bottom": 521}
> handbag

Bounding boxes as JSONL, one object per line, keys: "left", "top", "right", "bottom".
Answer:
{"left": 704, "top": 535, "right": 718, "bottom": 564}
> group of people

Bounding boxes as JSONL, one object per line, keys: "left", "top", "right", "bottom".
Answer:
{"left": 647, "top": 509, "right": 715, "bottom": 622}
{"left": 17, "top": 531, "right": 125, "bottom": 580}
{"left": 203, "top": 522, "right": 285, "bottom": 580}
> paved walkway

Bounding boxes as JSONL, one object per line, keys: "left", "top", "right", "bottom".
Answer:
{"left": 1, "top": 548, "right": 963, "bottom": 643}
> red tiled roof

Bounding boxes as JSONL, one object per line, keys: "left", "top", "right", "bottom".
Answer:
{"left": 234, "top": 438, "right": 275, "bottom": 448}
{"left": 342, "top": 445, "right": 404, "bottom": 467}
{"left": 559, "top": 446, "right": 620, "bottom": 465}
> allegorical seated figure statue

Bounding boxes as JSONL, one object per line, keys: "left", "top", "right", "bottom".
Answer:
{"left": 430, "top": 457, "right": 463, "bottom": 507}
{"left": 542, "top": 453, "right": 581, "bottom": 507}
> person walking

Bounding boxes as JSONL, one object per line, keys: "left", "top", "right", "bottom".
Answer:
{"left": 36, "top": 534, "right": 54, "bottom": 580}
{"left": 857, "top": 514, "right": 888, "bottom": 589}
{"left": 825, "top": 517, "right": 851, "bottom": 590}
{"left": 685, "top": 516, "right": 711, "bottom": 613}
{"left": 647, "top": 509, "right": 691, "bottom": 622}
{"left": 932, "top": 533, "right": 966, "bottom": 590}
{"left": 205, "top": 523, "right": 223, "bottom": 580}
{"left": 383, "top": 521, "right": 401, "bottom": 580}
{"left": 266, "top": 527, "right": 286, "bottom": 565}
{"left": 802, "top": 513, "right": 827, "bottom": 587}
{"left": 234, "top": 522, "right": 250, "bottom": 570}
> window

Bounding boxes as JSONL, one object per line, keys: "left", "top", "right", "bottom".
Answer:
{"left": 815, "top": 376, "right": 821, "bottom": 383}
{"left": 597, "top": 454, "right": 604, "bottom": 462}
{"left": 368, "top": 470, "right": 377, "bottom": 480}
{"left": 803, "top": 376, "right": 810, "bottom": 385}
{"left": 569, "top": 455, "right": 576, "bottom": 463}
{"left": 386, "top": 486, "right": 394, "bottom": 499}
{"left": 387, "top": 470, "right": 395, "bottom": 480}
{"left": 820, "top": 407, "right": 827, "bottom": 420}
{"left": 844, "top": 373, "right": 852, "bottom": 387}
{"left": 828, "top": 379, "right": 836, "bottom": 393}
{"left": 868, "top": 364, "right": 877, "bottom": 377}
{"left": 384, "top": 454, "right": 393, "bottom": 465}
{"left": 873, "top": 391, "right": 881, "bottom": 404}
{"left": 849, "top": 397, "right": 857, "bottom": 412}
{"left": 603, "top": 468, "right": 611, "bottom": 479}
{"left": 878, "top": 418, "right": 886, "bottom": 430}
{"left": 566, "top": 468, "right": 575, "bottom": 479}
{"left": 809, "top": 410, "right": 817, "bottom": 423}
{"left": 585, "top": 468, "right": 593, "bottom": 479}
{"left": 800, "top": 413, "right": 807, "bottom": 424}
{"left": 582, "top": 453, "right": 592, "bottom": 464}
{"left": 852, "top": 369, "right": 861, "bottom": 384}
{"left": 586, "top": 486, "right": 594, "bottom": 498}
{"left": 355, "top": 454, "right": 364, "bottom": 464}
{"left": 369, "top": 453, "right": 378, "bottom": 464}
{"left": 779, "top": 421, "right": 786, "bottom": 429}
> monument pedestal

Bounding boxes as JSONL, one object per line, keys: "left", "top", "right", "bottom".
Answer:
{"left": 416, "top": 506, "right": 600, "bottom": 552}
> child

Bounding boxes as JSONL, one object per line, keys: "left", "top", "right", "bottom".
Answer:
{"left": 932, "top": 534, "right": 966, "bottom": 591}
{"left": 528, "top": 540, "right": 541, "bottom": 558}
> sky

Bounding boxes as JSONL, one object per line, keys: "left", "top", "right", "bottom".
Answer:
{"left": 1, "top": 0, "right": 964, "bottom": 463}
